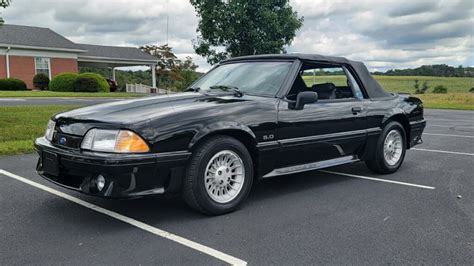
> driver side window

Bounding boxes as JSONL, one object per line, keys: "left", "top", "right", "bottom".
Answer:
{"left": 288, "top": 63, "right": 365, "bottom": 101}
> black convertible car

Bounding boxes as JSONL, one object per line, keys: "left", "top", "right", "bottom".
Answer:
{"left": 35, "top": 54, "right": 426, "bottom": 215}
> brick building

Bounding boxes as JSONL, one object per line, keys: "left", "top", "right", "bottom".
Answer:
{"left": 0, "top": 24, "right": 158, "bottom": 89}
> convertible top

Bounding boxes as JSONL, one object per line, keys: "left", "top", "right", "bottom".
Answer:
{"left": 222, "top": 54, "right": 392, "bottom": 99}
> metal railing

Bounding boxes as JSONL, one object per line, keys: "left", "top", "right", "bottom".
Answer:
{"left": 125, "top": 84, "right": 169, "bottom": 94}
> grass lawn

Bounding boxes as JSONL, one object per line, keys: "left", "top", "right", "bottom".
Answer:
{"left": 0, "top": 91, "right": 146, "bottom": 98}
{"left": 417, "top": 93, "right": 474, "bottom": 110}
{"left": 0, "top": 105, "right": 81, "bottom": 156}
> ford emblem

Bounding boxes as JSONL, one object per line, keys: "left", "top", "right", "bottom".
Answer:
{"left": 59, "top": 137, "right": 67, "bottom": 145}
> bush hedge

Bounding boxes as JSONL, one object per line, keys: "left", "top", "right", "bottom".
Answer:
{"left": 33, "top": 73, "right": 50, "bottom": 90}
{"left": 45, "top": 72, "right": 109, "bottom": 92}
{"left": 49, "top": 73, "right": 78, "bottom": 92}
{"left": 433, "top": 85, "right": 448, "bottom": 94}
{"left": 0, "top": 78, "right": 28, "bottom": 91}
{"left": 78, "top": 73, "right": 109, "bottom": 92}
{"left": 73, "top": 77, "right": 100, "bottom": 92}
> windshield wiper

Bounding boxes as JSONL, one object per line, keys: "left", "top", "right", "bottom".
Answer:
{"left": 185, "top": 87, "right": 200, "bottom": 92}
{"left": 209, "top": 85, "right": 244, "bottom": 97}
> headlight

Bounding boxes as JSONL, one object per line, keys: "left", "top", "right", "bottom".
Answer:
{"left": 81, "top": 129, "right": 150, "bottom": 153}
{"left": 45, "top": 120, "right": 56, "bottom": 141}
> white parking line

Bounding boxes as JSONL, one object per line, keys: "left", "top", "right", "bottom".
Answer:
{"left": 423, "top": 133, "right": 474, "bottom": 139}
{"left": 428, "top": 124, "right": 474, "bottom": 129}
{"left": 319, "top": 170, "right": 435, "bottom": 190}
{"left": 0, "top": 169, "right": 247, "bottom": 266}
{"left": 427, "top": 118, "right": 473, "bottom": 123}
{"left": 411, "top": 148, "right": 474, "bottom": 156}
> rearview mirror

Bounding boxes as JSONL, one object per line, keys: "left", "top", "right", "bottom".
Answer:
{"left": 294, "top": 91, "right": 318, "bottom": 110}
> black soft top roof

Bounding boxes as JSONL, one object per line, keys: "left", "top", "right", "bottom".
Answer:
{"left": 222, "top": 54, "right": 392, "bottom": 99}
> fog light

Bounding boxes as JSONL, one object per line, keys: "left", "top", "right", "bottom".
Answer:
{"left": 95, "top": 175, "right": 106, "bottom": 191}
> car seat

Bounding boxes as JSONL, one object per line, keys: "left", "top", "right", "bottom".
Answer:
{"left": 311, "top": 83, "right": 336, "bottom": 99}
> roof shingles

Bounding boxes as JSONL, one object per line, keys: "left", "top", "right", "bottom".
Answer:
{"left": 77, "top": 43, "right": 156, "bottom": 62}
{"left": 0, "top": 24, "right": 156, "bottom": 62}
{"left": 0, "top": 24, "right": 83, "bottom": 50}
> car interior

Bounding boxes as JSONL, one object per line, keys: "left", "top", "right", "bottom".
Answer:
{"left": 287, "top": 63, "right": 359, "bottom": 101}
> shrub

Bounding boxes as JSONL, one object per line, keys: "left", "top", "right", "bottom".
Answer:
{"left": 420, "top": 81, "right": 429, "bottom": 94}
{"left": 73, "top": 77, "right": 100, "bottom": 92}
{"left": 414, "top": 80, "right": 429, "bottom": 94}
{"left": 78, "top": 72, "right": 109, "bottom": 92}
{"left": 33, "top": 73, "right": 50, "bottom": 90}
{"left": 0, "top": 78, "right": 28, "bottom": 91}
{"left": 469, "top": 87, "right": 474, "bottom": 93}
{"left": 432, "top": 85, "right": 448, "bottom": 94}
{"left": 413, "top": 79, "right": 420, "bottom": 93}
{"left": 49, "top": 73, "right": 78, "bottom": 92}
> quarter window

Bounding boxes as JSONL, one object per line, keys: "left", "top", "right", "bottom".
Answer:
{"left": 344, "top": 67, "right": 364, "bottom": 99}
{"left": 35, "top": 57, "right": 51, "bottom": 78}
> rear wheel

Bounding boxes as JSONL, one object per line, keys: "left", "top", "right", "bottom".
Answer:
{"left": 365, "top": 121, "right": 406, "bottom": 174}
{"left": 183, "top": 135, "right": 253, "bottom": 215}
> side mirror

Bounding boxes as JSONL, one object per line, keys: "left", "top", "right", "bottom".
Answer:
{"left": 294, "top": 91, "right": 318, "bottom": 110}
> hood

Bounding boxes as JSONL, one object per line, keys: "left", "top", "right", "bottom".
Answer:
{"left": 54, "top": 92, "right": 254, "bottom": 135}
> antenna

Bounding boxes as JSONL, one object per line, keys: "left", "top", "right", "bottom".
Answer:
{"left": 166, "top": 15, "right": 169, "bottom": 46}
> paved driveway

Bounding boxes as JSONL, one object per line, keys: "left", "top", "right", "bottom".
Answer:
{"left": 1, "top": 109, "right": 473, "bottom": 265}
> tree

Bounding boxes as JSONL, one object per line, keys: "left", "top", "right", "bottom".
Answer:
{"left": 0, "top": 0, "right": 10, "bottom": 26}
{"left": 140, "top": 44, "right": 179, "bottom": 88}
{"left": 190, "top": 0, "right": 304, "bottom": 65}
{"left": 174, "top": 56, "right": 200, "bottom": 91}
{"left": 140, "top": 45, "right": 199, "bottom": 90}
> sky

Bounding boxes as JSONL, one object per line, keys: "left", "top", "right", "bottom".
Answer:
{"left": 2, "top": 0, "right": 473, "bottom": 72}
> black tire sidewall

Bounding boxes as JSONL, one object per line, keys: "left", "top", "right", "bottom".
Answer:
{"left": 377, "top": 121, "right": 406, "bottom": 173}
{"left": 191, "top": 137, "right": 253, "bottom": 214}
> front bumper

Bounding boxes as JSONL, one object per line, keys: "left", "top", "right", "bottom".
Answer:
{"left": 35, "top": 137, "right": 190, "bottom": 198}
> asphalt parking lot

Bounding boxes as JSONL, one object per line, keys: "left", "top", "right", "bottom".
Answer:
{"left": 1, "top": 109, "right": 473, "bottom": 265}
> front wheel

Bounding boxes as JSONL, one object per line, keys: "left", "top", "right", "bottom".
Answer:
{"left": 183, "top": 136, "right": 254, "bottom": 215}
{"left": 365, "top": 121, "right": 406, "bottom": 174}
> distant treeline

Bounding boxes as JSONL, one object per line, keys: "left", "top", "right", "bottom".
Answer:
{"left": 373, "top": 64, "right": 474, "bottom": 77}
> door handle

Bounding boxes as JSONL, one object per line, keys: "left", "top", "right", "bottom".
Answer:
{"left": 351, "top": 107, "right": 363, "bottom": 114}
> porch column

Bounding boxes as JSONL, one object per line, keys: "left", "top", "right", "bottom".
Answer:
{"left": 6, "top": 46, "right": 11, "bottom": 78}
{"left": 112, "top": 67, "right": 116, "bottom": 81}
{"left": 151, "top": 64, "right": 157, "bottom": 88}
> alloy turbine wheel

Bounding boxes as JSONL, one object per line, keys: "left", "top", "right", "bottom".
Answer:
{"left": 204, "top": 150, "right": 245, "bottom": 204}
{"left": 383, "top": 129, "right": 403, "bottom": 166}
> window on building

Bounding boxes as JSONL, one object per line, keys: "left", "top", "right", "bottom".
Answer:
{"left": 35, "top": 57, "right": 50, "bottom": 78}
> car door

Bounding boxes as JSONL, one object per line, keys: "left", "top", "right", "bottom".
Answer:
{"left": 275, "top": 64, "right": 368, "bottom": 169}
{"left": 276, "top": 99, "right": 367, "bottom": 168}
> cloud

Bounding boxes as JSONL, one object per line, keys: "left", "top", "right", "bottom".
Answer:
{"left": 2, "top": 0, "right": 473, "bottom": 71}
{"left": 290, "top": 0, "right": 473, "bottom": 70}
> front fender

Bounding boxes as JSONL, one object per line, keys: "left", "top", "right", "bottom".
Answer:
{"left": 188, "top": 121, "right": 257, "bottom": 149}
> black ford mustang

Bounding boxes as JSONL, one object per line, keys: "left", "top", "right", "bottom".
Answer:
{"left": 35, "top": 54, "right": 426, "bottom": 215}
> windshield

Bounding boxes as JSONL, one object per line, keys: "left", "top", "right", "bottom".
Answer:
{"left": 191, "top": 62, "right": 292, "bottom": 97}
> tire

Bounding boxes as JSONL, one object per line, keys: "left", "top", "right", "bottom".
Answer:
{"left": 365, "top": 121, "right": 406, "bottom": 174}
{"left": 183, "top": 135, "right": 254, "bottom": 215}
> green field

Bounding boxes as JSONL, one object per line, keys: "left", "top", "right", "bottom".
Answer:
{"left": 0, "top": 91, "right": 145, "bottom": 98}
{"left": 0, "top": 105, "right": 81, "bottom": 155}
{"left": 303, "top": 75, "right": 474, "bottom": 110}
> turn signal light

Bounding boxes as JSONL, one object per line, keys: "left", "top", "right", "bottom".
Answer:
{"left": 115, "top": 130, "right": 150, "bottom": 153}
